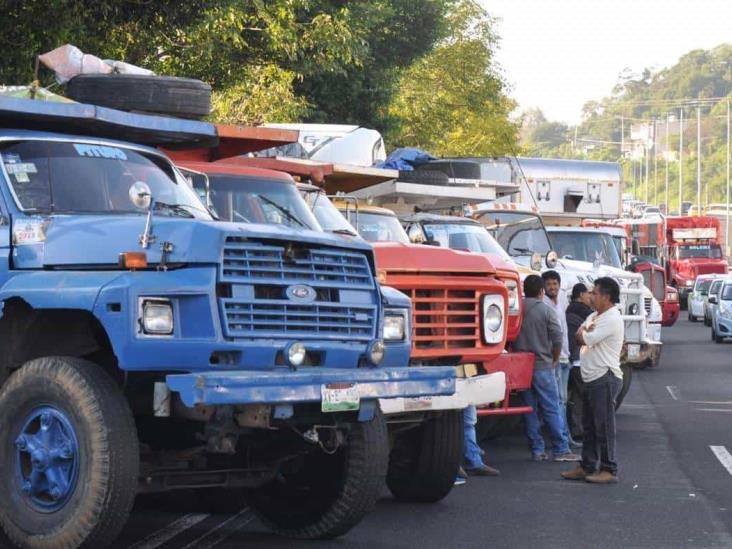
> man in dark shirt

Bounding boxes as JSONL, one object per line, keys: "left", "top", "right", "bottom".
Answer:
{"left": 565, "top": 283, "right": 593, "bottom": 441}
{"left": 514, "top": 275, "right": 580, "bottom": 462}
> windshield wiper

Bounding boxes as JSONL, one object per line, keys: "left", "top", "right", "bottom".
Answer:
{"left": 330, "top": 228, "right": 358, "bottom": 236}
{"left": 511, "top": 247, "right": 534, "bottom": 254}
{"left": 153, "top": 201, "right": 195, "bottom": 218}
{"left": 258, "top": 195, "right": 309, "bottom": 229}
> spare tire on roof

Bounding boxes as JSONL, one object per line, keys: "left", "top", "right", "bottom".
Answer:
{"left": 66, "top": 74, "right": 211, "bottom": 119}
{"left": 397, "top": 169, "right": 449, "bottom": 185}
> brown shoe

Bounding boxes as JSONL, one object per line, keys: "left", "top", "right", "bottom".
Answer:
{"left": 560, "top": 465, "right": 588, "bottom": 481}
{"left": 585, "top": 470, "right": 618, "bottom": 484}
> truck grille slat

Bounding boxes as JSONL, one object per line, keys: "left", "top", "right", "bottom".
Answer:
{"left": 644, "top": 297, "right": 652, "bottom": 314}
{"left": 402, "top": 288, "right": 480, "bottom": 350}
{"left": 220, "top": 237, "right": 377, "bottom": 341}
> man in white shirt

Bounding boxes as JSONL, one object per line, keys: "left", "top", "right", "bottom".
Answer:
{"left": 561, "top": 277, "right": 624, "bottom": 484}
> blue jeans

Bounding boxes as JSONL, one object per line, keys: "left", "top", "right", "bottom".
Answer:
{"left": 463, "top": 405, "right": 485, "bottom": 468}
{"left": 554, "top": 362, "right": 571, "bottom": 441}
{"left": 521, "top": 368, "right": 570, "bottom": 456}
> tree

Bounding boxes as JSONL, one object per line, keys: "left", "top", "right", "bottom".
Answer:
{"left": 385, "top": 0, "right": 518, "bottom": 156}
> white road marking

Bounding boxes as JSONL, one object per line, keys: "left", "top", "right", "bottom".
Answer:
{"left": 666, "top": 385, "right": 680, "bottom": 401}
{"left": 689, "top": 400, "right": 732, "bottom": 405}
{"left": 181, "top": 508, "right": 253, "bottom": 549}
{"left": 128, "top": 513, "right": 210, "bottom": 549}
{"left": 710, "top": 446, "right": 732, "bottom": 478}
{"left": 696, "top": 408, "right": 732, "bottom": 413}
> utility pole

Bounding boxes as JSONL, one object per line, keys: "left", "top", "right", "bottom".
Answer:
{"left": 665, "top": 112, "right": 670, "bottom": 214}
{"left": 653, "top": 118, "right": 658, "bottom": 205}
{"left": 727, "top": 99, "right": 730, "bottom": 257}
{"left": 679, "top": 107, "right": 684, "bottom": 213}
{"left": 697, "top": 104, "right": 702, "bottom": 215}
{"left": 645, "top": 128, "right": 650, "bottom": 204}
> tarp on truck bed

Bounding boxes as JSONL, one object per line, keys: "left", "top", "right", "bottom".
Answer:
{"left": 0, "top": 96, "right": 217, "bottom": 149}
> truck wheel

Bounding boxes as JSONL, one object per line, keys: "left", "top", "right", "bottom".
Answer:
{"left": 714, "top": 327, "right": 724, "bottom": 343}
{"left": 705, "top": 315, "right": 712, "bottom": 327}
{"left": 386, "top": 410, "right": 462, "bottom": 503}
{"left": 66, "top": 74, "right": 212, "bottom": 119}
{"left": 248, "top": 410, "right": 388, "bottom": 539}
{"left": 615, "top": 364, "right": 632, "bottom": 411}
{"left": 0, "top": 357, "right": 138, "bottom": 549}
{"left": 688, "top": 311, "right": 696, "bottom": 322}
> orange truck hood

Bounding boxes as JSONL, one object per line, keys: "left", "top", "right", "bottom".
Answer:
{"left": 372, "top": 242, "right": 496, "bottom": 274}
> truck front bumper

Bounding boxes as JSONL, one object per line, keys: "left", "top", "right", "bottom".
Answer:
{"left": 622, "top": 340, "right": 662, "bottom": 367}
{"left": 167, "top": 366, "right": 456, "bottom": 407}
{"left": 379, "top": 372, "right": 505, "bottom": 415}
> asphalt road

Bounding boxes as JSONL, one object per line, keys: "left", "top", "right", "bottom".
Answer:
{"left": 11, "top": 317, "right": 732, "bottom": 548}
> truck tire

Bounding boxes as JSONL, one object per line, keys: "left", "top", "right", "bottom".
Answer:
{"left": 0, "top": 357, "right": 138, "bottom": 549}
{"left": 615, "top": 364, "right": 632, "bottom": 410}
{"left": 688, "top": 310, "right": 697, "bottom": 322}
{"left": 386, "top": 410, "right": 462, "bottom": 503}
{"left": 66, "top": 74, "right": 212, "bottom": 119}
{"left": 247, "top": 410, "right": 388, "bottom": 539}
{"left": 714, "top": 326, "right": 724, "bottom": 343}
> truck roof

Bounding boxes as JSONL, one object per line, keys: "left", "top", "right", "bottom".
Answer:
{"left": 400, "top": 212, "right": 481, "bottom": 226}
{"left": 331, "top": 199, "right": 396, "bottom": 217}
{"left": 0, "top": 95, "right": 217, "bottom": 148}
{"left": 175, "top": 160, "right": 295, "bottom": 183}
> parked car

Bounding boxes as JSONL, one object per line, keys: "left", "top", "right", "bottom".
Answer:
{"left": 710, "top": 278, "right": 732, "bottom": 343}
{"left": 705, "top": 278, "right": 725, "bottom": 326}
{"left": 688, "top": 274, "right": 719, "bottom": 322}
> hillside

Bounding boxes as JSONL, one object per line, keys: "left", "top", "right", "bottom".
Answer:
{"left": 522, "top": 44, "right": 732, "bottom": 212}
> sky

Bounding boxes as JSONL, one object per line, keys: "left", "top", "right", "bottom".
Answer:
{"left": 481, "top": 0, "right": 732, "bottom": 124}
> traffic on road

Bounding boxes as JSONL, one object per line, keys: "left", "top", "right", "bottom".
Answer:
{"left": 2, "top": 27, "right": 732, "bottom": 549}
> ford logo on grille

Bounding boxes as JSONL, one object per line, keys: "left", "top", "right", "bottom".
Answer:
{"left": 286, "top": 284, "right": 317, "bottom": 302}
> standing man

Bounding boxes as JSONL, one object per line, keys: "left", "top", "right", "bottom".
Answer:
{"left": 514, "top": 275, "right": 580, "bottom": 462}
{"left": 565, "top": 283, "right": 594, "bottom": 440}
{"left": 541, "top": 271, "right": 573, "bottom": 447}
{"left": 562, "top": 277, "right": 624, "bottom": 484}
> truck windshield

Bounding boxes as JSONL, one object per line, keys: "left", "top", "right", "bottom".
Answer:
{"left": 476, "top": 211, "right": 551, "bottom": 258}
{"left": 678, "top": 245, "right": 723, "bottom": 259}
{"left": 300, "top": 188, "right": 357, "bottom": 234}
{"left": 695, "top": 279, "right": 714, "bottom": 295}
{"left": 1, "top": 140, "right": 210, "bottom": 218}
{"left": 341, "top": 210, "right": 410, "bottom": 244}
{"left": 197, "top": 175, "right": 320, "bottom": 230}
{"left": 549, "top": 231, "right": 623, "bottom": 269}
{"left": 722, "top": 284, "right": 732, "bottom": 300}
{"left": 422, "top": 222, "right": 512, "bottom": 261}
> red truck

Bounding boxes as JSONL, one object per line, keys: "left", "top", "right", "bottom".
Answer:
{"left": 619, "top": 216, "right": 728, "bottom": 308}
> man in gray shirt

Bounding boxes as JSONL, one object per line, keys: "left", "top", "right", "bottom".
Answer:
{"left": 515, "top": 275, "right": 580, "bottom": 462}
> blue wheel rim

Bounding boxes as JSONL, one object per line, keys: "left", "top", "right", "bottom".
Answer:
{"left": 14, "top": 405, "right": 80, "bottom": 513}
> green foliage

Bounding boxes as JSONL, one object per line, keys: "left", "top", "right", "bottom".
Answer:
{"left": 386, "top": 0, "right": 518, "bottom": 156}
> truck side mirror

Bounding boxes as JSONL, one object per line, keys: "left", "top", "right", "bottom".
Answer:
{"left": 129, "top": 181, "right": 152, "bottom": 210}
{"left": 709, "top": 295, "right": 718, "bottom": 304}
{"left": 407, "top": 224, "right": 425, "bottom": 244}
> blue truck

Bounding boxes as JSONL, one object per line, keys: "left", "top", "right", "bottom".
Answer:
{"left": 0, "top": 97, "right": 456, "bottom": 548}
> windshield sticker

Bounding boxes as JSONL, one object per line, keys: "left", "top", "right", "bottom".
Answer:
{"left": 2, "top": 153, "right": 21, "bottom": 164}
{"left": 13, "top": 219, "right": 48, "bottom": 246}
{"left": 73, "top": 144, "right": 128, "bottom": 161}
{"left": 14, "top": 172, "right": 29, "bottom": 183}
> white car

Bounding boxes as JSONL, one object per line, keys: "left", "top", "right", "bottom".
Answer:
{"left": 688, "top": 274, "right": 719, "bottom": 322}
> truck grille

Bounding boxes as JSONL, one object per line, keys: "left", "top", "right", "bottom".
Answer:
{"left": 644, "top": 297, "right": 652, "bottom": 314}
{"left": 219, "top": 238, "right": 377, "bottom": 341}
{"left": 221, "top": 237, "right": 374, "bottom": 289}
{"left": 221, "top": 299, "right": 376, "bottom": 340}
{"left": 404, "top": 288, "right": 480, "bottom": 350}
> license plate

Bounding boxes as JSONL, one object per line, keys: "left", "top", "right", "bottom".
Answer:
{"left": 403, "top": 396, "right": 434, "bottom": 411}
{"left": 321, "top": 383, "right": 360, "bottom": 412}
{"left": 628, "top": 344, "right": 640, "bottom": 360}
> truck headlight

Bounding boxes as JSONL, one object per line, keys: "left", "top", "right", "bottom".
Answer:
{"left": 666, "top": 291, "right": 679, "bottom": 303}
{"left": 141, "top": 298, "right": 174, "bottom": 335}
{"left": 383, "top": 311, "right": 406, "bottom": 340}
{"left": 627, "top": 302, "right": 639, "bottom": 316}
{"left": 286, "top": 342, "right": 307, "bottom": 366}
{"left": 504, "top": 279, "right": 520, "bottom": 314}
{"left": 481, "top": 295, "right": 505, "bottom": 345}
{"left": 686, "top": 280, "right": 694, "bottom": 286}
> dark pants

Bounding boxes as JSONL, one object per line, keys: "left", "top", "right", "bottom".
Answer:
{"left": 581, "top": 371, "right": 622, "bottom": 475}
{"left": 568, "top": 367, "right": 584, "bottom": 438}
